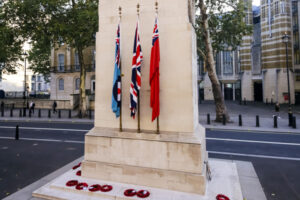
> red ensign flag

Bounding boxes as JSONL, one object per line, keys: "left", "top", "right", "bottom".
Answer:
{"left": 149, "top": 17, "right": 160, "bottom": 121}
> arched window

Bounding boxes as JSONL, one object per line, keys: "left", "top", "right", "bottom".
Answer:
{"left": 58, "top": 78, "right": 64, "bottom": 90}
{"left": 75, "top": 78, "right": 80, "bottom": 90}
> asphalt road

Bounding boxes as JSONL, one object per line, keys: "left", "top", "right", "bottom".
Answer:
{"left": 0, "top": 121, "right": 299, "bottom": 200}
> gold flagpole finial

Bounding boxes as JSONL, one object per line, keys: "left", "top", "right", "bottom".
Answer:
{"left": 137, "top": 3, "right": 140, "bottom": 16}
{"left": 119, "top": 6, "right": 122, "bottom": 18}
{"left": 155, "top": 1, "right": 158, "bottom": 13}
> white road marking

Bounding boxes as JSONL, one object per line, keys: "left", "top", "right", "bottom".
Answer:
{"left": 208, "top": 151, "right": 300, "bottom": 161}
{"left": 0, "top": 136, "right": 83, "bottom": 144}
{"left": 0, "top": 126, "right": 89, "bottom": 132}
{"left": 207, "top": 137, "right": 300, "bottom": 146}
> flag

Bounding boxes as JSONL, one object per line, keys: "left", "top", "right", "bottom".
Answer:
{"left": 112, "top": 24, "right": 121, "bottom": 117}
{"left": 130, "top": 22, "right": 143, "bottom": 119}
{"left": 149, "top": 16, "right": 160, "bottom": 121}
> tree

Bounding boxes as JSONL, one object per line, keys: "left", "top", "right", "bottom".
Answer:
{"left": 3, "top": 0, "right": 98, "bottom": 117}
{"left": 195, "top": 0, "right": 252, "bottom": 122}
{"left": 0, "top": 5, "right": 23, "bottom": 74}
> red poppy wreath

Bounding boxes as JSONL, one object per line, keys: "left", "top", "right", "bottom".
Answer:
{"left": 88, "top": 184, "right": 102, "bottom": 192}
{"left": 66, "top": 180, "right": 78, "bottom": 187}
{"left": 101, "top": 185, "right": 113, "bottom": 192}
{"left": 216, "top": 194, "right": 230, "bottom": 200}
{"left": 137, "top": 190, "right": 150, "bottom": 198}
{"left": 75, "top": 182, "right": 88, "bottom": 190}
{"left": 124, "top": 189, "right": 137, "bottom": 197}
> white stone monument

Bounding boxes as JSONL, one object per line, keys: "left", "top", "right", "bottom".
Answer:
{"left": 33, "top": 0, "right": 244, "bottom": 199}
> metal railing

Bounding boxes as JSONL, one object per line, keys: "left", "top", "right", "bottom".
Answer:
{"left": 50, "top": 64, "right": 95, "bottom": 73}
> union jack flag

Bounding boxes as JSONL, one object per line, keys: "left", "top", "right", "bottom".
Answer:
{"left": 112, "top": 24, "right": 121, "bottom": 117}
{"left": 130, "top": 22, "right": 143, "bottom": 119}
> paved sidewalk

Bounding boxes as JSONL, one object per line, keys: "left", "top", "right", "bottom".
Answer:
{"left": 199, "top": 101, "right": 300, "bottom": 134}
{"left": 0, "top": 108, "right": 94, "bottom": 123}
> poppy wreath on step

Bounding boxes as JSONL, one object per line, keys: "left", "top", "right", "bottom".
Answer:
{"left": 137, "top": 190, "right": 150, "bottom": 198}
{"left": 100, "top": 185, "right": 113, "bottom": 192}
{"left": 124, "top": 189, "right": 137, "bottom": 197}
{"left": 88, "top": 184, "right": 102, "bottom": 192}
{"left": 76, "top": 170, "right": 81, "bottom": 176}
{"left": 216, "top": 194, "right": 230, "bottom": 200}
{"left": 66, "top": 180, "right": 78, "bottom": 187}
{"left": 72, "top": 162, "right": 81, "bottom": 170}
{"left": 75, "top": 182, "right": 88, "bottom": 190}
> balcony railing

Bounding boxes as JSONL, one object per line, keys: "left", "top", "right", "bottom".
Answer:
{"left": 50, "top": 64, "right": 95, "bottom": 73}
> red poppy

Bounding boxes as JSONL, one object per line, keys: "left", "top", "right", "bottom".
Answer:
{"left": 89, "top": 184, "right": 102, "bottom": 192}
{"left": 137, "top": 190, "right": 150, "bottom": 198}
{"left": 124, "top": 189, "right": 137, "bottom": 197}
{"left": 216, "top": 194, "right": 230, "bottom": 200}
{"left": 66, "top": 180, "right": 78, "bottom": 187}
{"left": 101, "top": 185, "right": 113, "bottom": 192}
{"left": 76, "top": 170, "right": 81, "bottom": 176}
{"left": 76, "top": 182, "right": 88, "bottom": 190}
{"left": 72, "top": 162, "right": 81, "bottom": 170}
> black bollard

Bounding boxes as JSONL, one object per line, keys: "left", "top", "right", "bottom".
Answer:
{"left": 12, "top": 104, "right": 15, "bottom": 110}
{"left": 266, "top": 98, "right": 268, "bottom": 105}
{"left": 288, "top": 113, "right": 293, "bottom": 127}
{"left": 48, "top": 109, "right": 51, "bottom": 118}
{"left": 10, "top": 109, "right": 13, "bottom": 117}
{"left": 256, "top": 115, "right": 260, "bottom": 127}
{"left": 15, "top": 125, "right": 19, "bottom": 140}
{"left": 244, "top": 98, "right": 246, "bottom": 105}
{"left": 19, "top": 109, "right": 22, "bottom": 117}
{"left": 69, "top": 110, "right": 72, "bottom": 118}
{"left": 23, "top": 108, "right": 26, "bottom": 117}
{"left": 79, "top": 110, "right": 82, "bottom": 119}
{"left": 239, "top": 98, "right": 242, "bottom": 105}
{"left": 293, "top": 116, "right": 297, "bottom": 129}
{"left": 29, "top": 109, "right": 31, "bottom": 118}
{"left": 38, "top": 109, "right": 41, "bottom": 118}
{"left": 207, "top": 114, "right": 210, "bottom": 125}
{"left": 271, "top": 98, "right": 273, "bottom": 105}
{"left": 275, "top": 103, "right": 280, "bottom": 112}
{"left": 222, "top": 114, "right": 226, "bottom": 125}
{"left": 274, "top": 116, "right": 278, "bottom": 128}
{"left": 239, "top": 115, "right": 242, "bottom": 126}
{"left": 89, "top": 110, "right": 92, "bottom": 119}
{"left": 58, "top": 110, "right": 61, "bottom": 118}
{"left": 1, "top": 108, "right": 4, "bottom": 117}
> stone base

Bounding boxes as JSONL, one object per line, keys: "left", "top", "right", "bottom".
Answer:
{"left": 32, "top": 159, "right": 243, "bottom": 200}
{"left": 82, "top": 126, "right": 207, "bottom": 195}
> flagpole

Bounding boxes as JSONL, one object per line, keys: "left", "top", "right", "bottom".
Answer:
{"left": 137, "top": 3, "right": 141, "bottom": 133}
{"left": 155, "top": 1, "right": 160, "bottom": 135}
{"left": 119, "top": 6, "right": 123, "bottom": 132}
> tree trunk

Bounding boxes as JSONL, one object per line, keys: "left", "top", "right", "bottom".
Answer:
{"left": 78, "top": 47, "right": 87, "bottom": 117}
{"left": 198, "top": 0, "right": 230, "bottom": 122}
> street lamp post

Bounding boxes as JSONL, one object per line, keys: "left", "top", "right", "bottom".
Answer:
{"left": 282, "top": 33, "right": 292, "bottom": 126}
{"left": 22, "top": 52, "right": 28, "bottom": 108}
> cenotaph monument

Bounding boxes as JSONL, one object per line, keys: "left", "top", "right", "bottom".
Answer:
{"left": 33, "top": 0, "right": 243, "bottom": 199}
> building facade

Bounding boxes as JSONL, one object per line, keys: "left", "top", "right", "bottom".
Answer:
{"left": 201, "top": 0, "right": 300, "bottom": 104}
{"left": 50, "top": 45, "right": 95, "bottom": 108}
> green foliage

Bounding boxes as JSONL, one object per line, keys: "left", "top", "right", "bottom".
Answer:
{"left": 195, "top": 0, "right": 252, "bottom": 59}
{"left": 0, "top": 5, "right": 23, "bottom": 74}
{"left": 3, "top": 0, "right": 98, "bottom": 76}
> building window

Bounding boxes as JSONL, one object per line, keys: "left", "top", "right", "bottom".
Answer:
{"left": 75, "top": 78, "right": 80, "bottom": 90}
{"left": 262, "top": 6, "right": 266, "bottom": 20}
{"left": 31, "top": 75, "right": 36, "bottom": 81}
{"left": 92, "top": 50, "right": 96, "bottom": 69}
{"left": 91, "top": 80, "right": 96, "bottom": 93}
{"left": 37, "top": 75, "right": 41, "bottom": 82}
{"left": 75, "top": 53, "right": 80, "bottom": 71}
{"left": 280, "top": 1, "right": 286, "bottom": 14}
{"left": 58, "top": 54, "right": 65, "bottom": 71}
{"left": 38, "top": 83, "right": 42, "bottom": 91}
{"left": 275, "top": 1, "right": 279, "bottom": 15}
{"left": 223, "top": 51, "right": 233, "bottom": 75}
{"left": 31, "top": 83, "right": 35, "bottom": 91}
{"left": 58, "top": 78, "right": 64, "bottom": 90}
